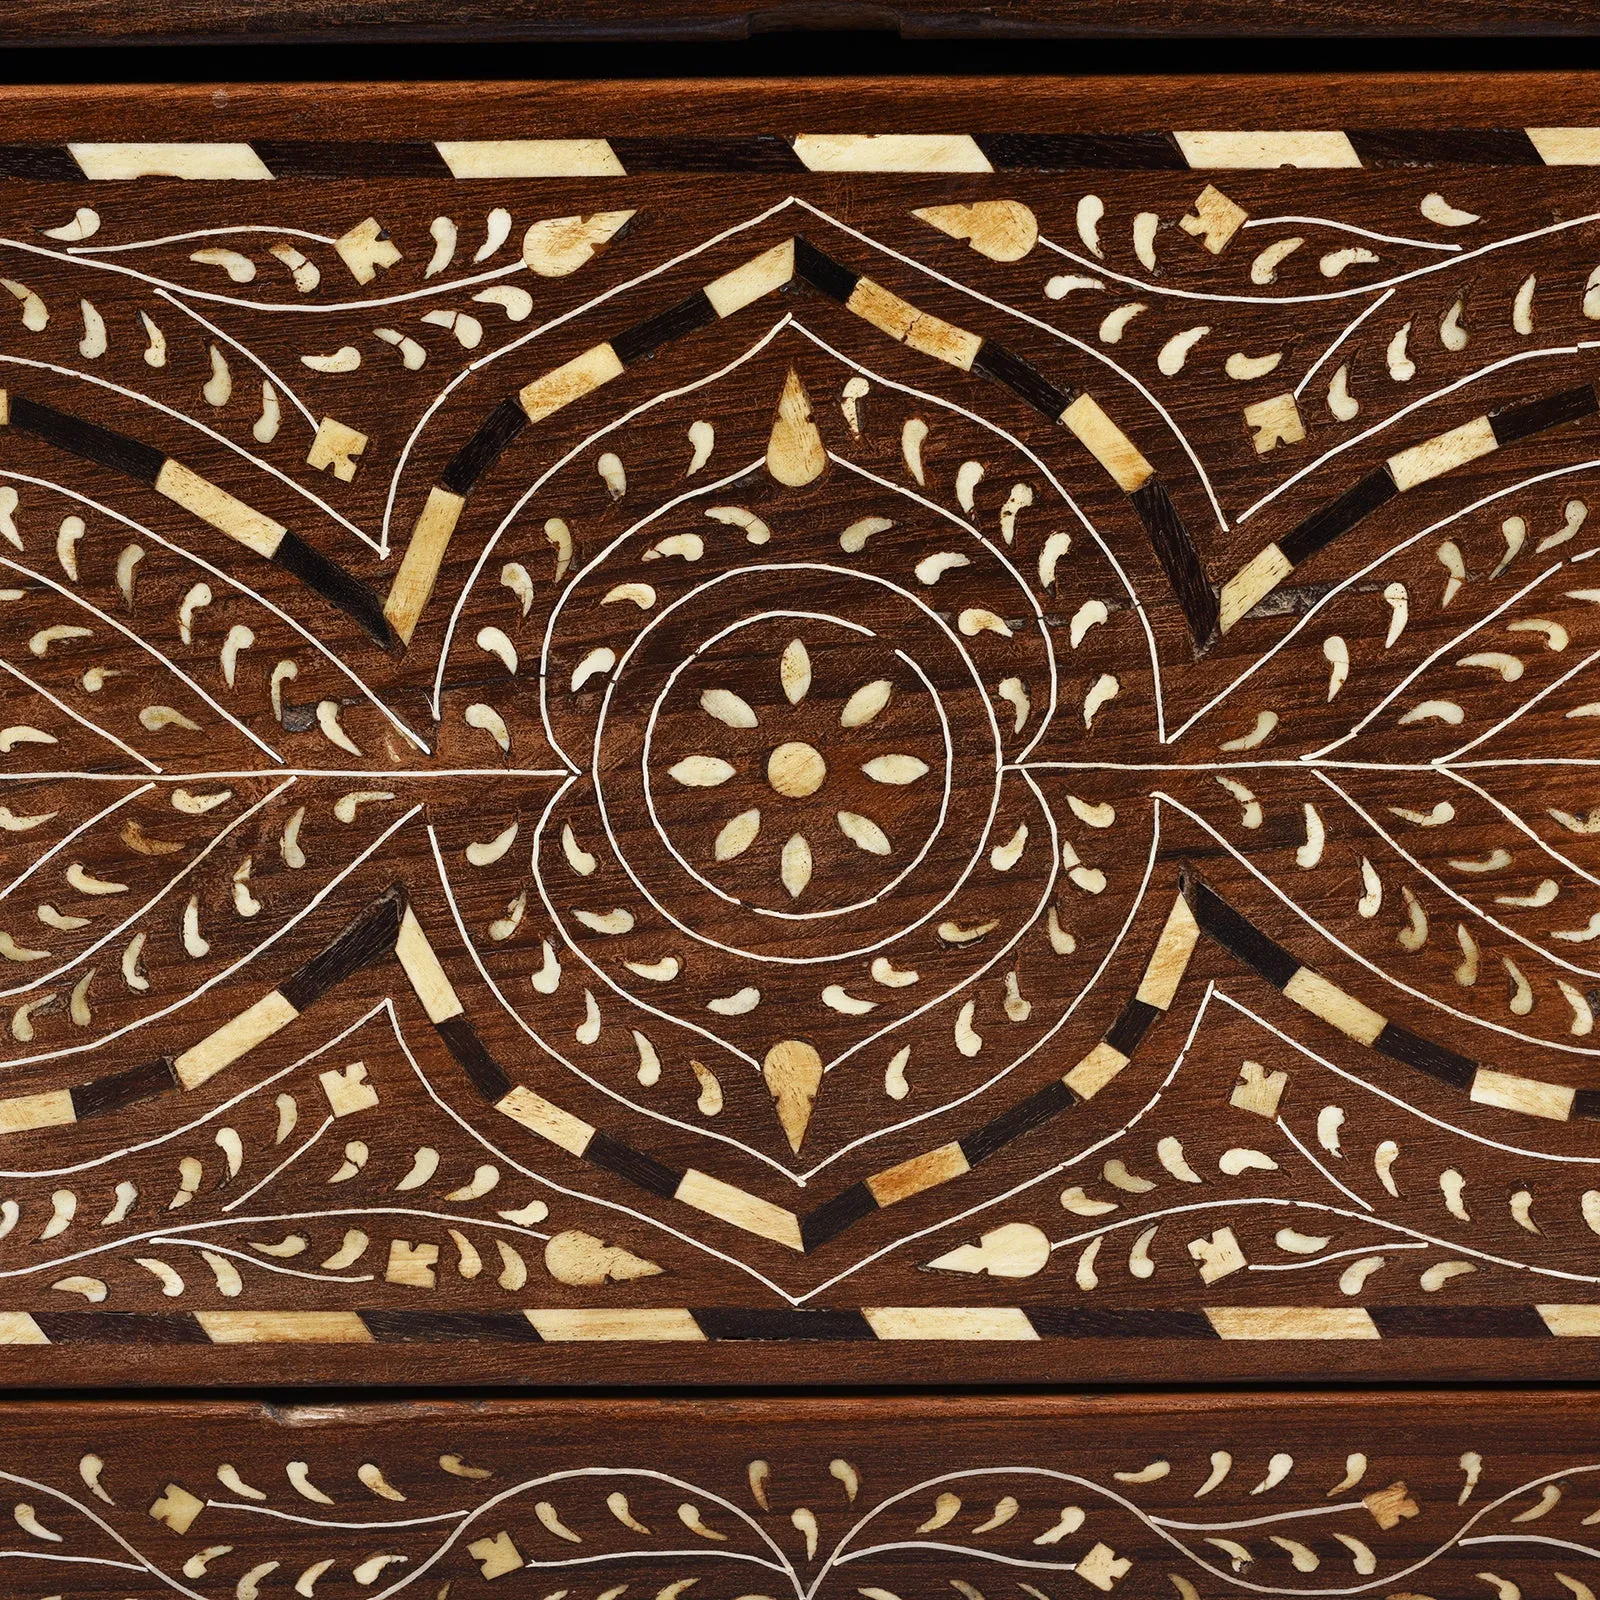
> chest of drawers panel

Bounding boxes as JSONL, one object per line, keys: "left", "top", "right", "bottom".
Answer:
{"left": 0, "top": 78, "right": 1594, "bottom": 1388}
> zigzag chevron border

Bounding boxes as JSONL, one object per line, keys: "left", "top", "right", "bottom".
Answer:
{"left": 9, "top": 130, "right": 1600, "bottom": 180}
{"left": 0, "top": 1302, "right": 1595, "bottom": 1342}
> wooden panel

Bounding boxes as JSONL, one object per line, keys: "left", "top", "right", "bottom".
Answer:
{"left": 1, "top": 0, "right": 1598, "bottom": 44}
{"left": 0, "top": 76, "right": 1596, "bottom": 1388}
{"left": 0, "top": 1393, "right": 1594, "bottom": 1597}
{"left": 5, "top": 77, "right": 1600, "bottom": 141}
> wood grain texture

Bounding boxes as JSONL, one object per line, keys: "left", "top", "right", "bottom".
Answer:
{"left": 5, "top": 77, "right": 1600, "bottom": 142}
{"left": 0, "top": 1392, "right": 1595, "bottom": 1597}
{"left": 0, "top": 76, "right": 1597, "bottom": 1388}
{"left": 4, "top": 0, "right": 1600, "bottom": 44}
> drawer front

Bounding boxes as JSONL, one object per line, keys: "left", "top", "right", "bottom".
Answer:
{"left": 0, "top": 1393, "right": 1595, "bottom": 1597}
{"left": 0, "top": 77, "right": 1594, "bottom": 1388}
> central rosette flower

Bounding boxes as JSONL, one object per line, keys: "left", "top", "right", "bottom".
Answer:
{"left": 658, "top": 632, "right": 941, "bottom": 911}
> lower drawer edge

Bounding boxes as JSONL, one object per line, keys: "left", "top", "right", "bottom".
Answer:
{"left": 0, "top": 1391, "right": 1593, "bottom": 1598}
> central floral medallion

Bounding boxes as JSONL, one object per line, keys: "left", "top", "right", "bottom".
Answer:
{"left": 653, "top": 631, "right": 942, "bottom": 913}
{"left": 495, "top": 351, "right": 1131, "bottom": 1172}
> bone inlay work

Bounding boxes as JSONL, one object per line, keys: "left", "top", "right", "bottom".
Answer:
{"left": 0, "top": 100, "right": 1595, "bottom": 1389}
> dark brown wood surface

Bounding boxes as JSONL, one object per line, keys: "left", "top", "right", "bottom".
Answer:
{"left": 0, "top": 75, "right": 1597, "bottom": 1389}
{"left": 4, "top": 75, "right": 1600, "bottom": 139}
{"left": 0, "top": 1391, "right": 1593, "bottom": 1597}
{"left": 2, "top": 0, "right": 1600, "bottom": 45}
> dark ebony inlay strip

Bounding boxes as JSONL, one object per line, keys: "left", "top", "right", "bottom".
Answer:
{"left": 1373, "top": 1020, "right": 1478, "bottom": 1090}
{"left": 1489, "top": 383, "right": 1600, "bottom": 446}
{"left": 1346, "top": 129, "right": 1543, "bottom": 166}
{"left": 977, "top": 132, "right": 1188, "bottom": 170}
{"left": 692, "top": 1307, "right": 877, "bottom": 1340}
{"left": 440, "top": 398, "right": 529, "bottom": 496}
{"left": 1367, "top": 1305, "right": 1551, "bottom": 1338}
{"left": 71, "top": 1056, "right": 178, "bottom": 1121}
{"left": 1027, "top": 1306, "right": 1220, "bottom": 1338}
{"left": 1104, "top": 996, "right": 1162, "bottom": 1058}
{"left": 1131, "top": 477, "right": 1219, "bottom": 646}
{"left": 34, "top": 1312, "right": 212, "bottom": 1343}
{"left": 800, "top": 1180, "right": 878, "bottom": 1251}
{"left": 1574, "top": 1088, "right": 1600, "bottom": 1120}
{"left": 251, "top": 141, "right": 453, "bottom": 177}
{"left": 278, "top": 885, "right": 406, "bottom": 1012}
{"left": 971, "top": 339, "right": 1075, "bottom": 421}
{"left": 273, "top": 532, "right": 400, "bottom": 653}
{"left": 8, "top": 395, "right": 165, "bottom": 484}
{"left": 611, "top": 290, "right": 717, "bottom": 366}
{"left": 609, "top": 136, "right": 805, "bottom": 171}
{"left": 437, "top": 1016, "right": 515, "bottom": 1104}
{"left": 959, "top": 1078, "right": 1078, "bottom": 1168}
{"left": 584, "top": 1130, "right": 683, "bottom": 1200}
{"left": 793, "top": 236, "right": 859, "bottom": 303}
{"left": 361, "top": 1309, "right": 541, "bottom": 1341}
{"left": 1183, "top": 875, "right": 1301, "bottom": 989}
{"left": 1277, "top": 468, "right": 1400, "bottom": 567}
{"left": 0, "top": 145, "right": 84, "bottom": 181}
